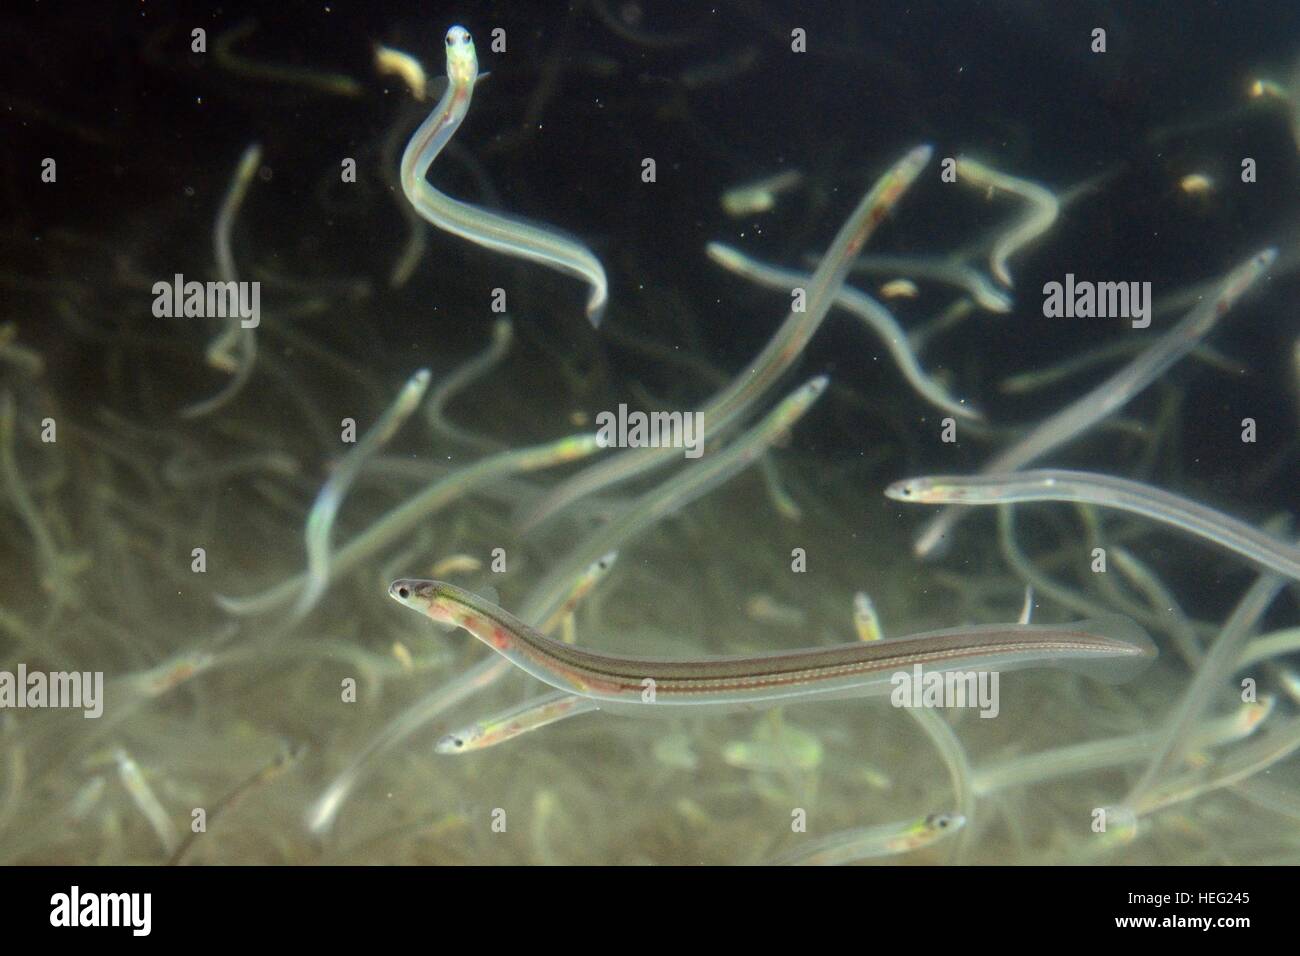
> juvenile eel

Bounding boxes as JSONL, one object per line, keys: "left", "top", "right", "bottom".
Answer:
{"left": 516, "top": 375, "right": 828, "bottom": 625}
{"left": 426, "top": 318, "right": 512, "bottom": 449}
{"left": 388, "top": 580, "right": 1155, "bottom": 713}
{"left": 520, "top": 144, "right": 932, "bottom": 530}
{"left": 769, "top": 811, "right": 965, "bottom": 866}
{"left": 887, "top": 469, "right": 1300, "bottom": 582}
{"left": 180, "top": 143, "right": 263, "bottom": 420}
{"left": 707, "top": 242, "right": 982, "bottom": 420}
{"left": 909, "top": 247, "right": 1277, "bottom": 557}
{"left": 436, "top": 691, "right": 599, "bottom": 754}
{"left": 424, "top": 376, "right": 827, "bottom": 756}
{"left": 295, "top": 368, "right": 430, "bottom": 618}
{"left": 217, "top": 431, "right": 601, "bottom": 616}
{"left": 955, "top": 157, "right": 1059, "bottom": 287}
{"left": 304, "top": 547, "right": 619, "bottom": 833}
{"left": 400, "top": 25, "right": 608, "bottom": 326}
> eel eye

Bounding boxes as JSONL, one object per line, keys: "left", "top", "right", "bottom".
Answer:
{"left": 397, "top": 585, "right": 410, "bottom": 599}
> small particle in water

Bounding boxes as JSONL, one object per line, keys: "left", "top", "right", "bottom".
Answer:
{"left": 391, "top": 641, "right": 414, "bottom": 672}
{"left": 880, "top": 278, "right": 920, "bottom": 300}
{"left": 431, "top": 554, "right": 482, "bottom": 576}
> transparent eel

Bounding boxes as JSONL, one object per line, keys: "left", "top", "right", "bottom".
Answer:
{"left": 399, "top": 25, "right": 607, "bottom": 326}
{"left": 420, "top": 375, "right": 830, "bottom": 755}
{"left": 388, "top": 579, "right": 1156, "bottom": 714}
{"left": 520, "top": 144, "right": 932, "bottom": 530}
{"left": 706, "top": 242, "right": 982, "bottom": 420}
{"left": 294, "top": 368, "right": 430, "bottom": 618}
{"left": 955, "top": 157, "right": 1060, "bottom": 287}
{"left": 886, "top": 469, "right": 1300, "bottom": 582}
{"left": 426, "top": 318, "right": 512, "bottom": 450}
{"left": 768, "top": 812, "right": 965, "bottom": 866}
{"left": 303, "top": 549, "right": 618, "bottom": 833}
{"left": 516, "top": 375, "right": 828, "bottom": 625}
{"left": 909, "top": 246, "right": 1277, "bottom": 557}
{"left": 972, "top": 698, "right": 1271, "bottom": 795}
{"left": 1098, "top": 715, "right": 1300, "bottom": 839}
{"left": 435, "top": 691, "right": 599, "bottom": 754}
{"left": 216, "top": 432, "right": 601, "bottom": 616}
{"left": 180, "top": 143, "right": 263, "bottom": 419}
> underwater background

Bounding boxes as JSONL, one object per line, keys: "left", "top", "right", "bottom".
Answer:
{"left": 2, "top": 0, "right": 1300, "bottom": 864}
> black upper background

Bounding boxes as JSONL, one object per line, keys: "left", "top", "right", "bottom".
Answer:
{"left": 3, "top": 0, "right": 1298, "bottom": 515}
